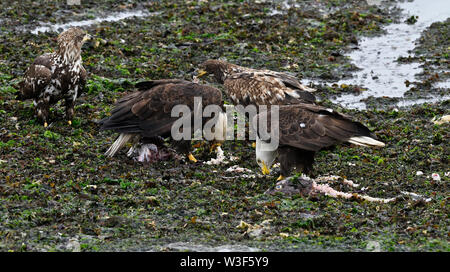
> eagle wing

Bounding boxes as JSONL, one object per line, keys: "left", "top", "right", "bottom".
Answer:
{"left": 18, "top": 54, "right": 54, "bottom": 100}
{"left": 134, "top": 79, "right": 191, "bottom": 91}
{"left": 78, "top": 66, "right": 87, "bottom": 98}
{"left": 255, "top": 104, "right": 378, "bottom": 152}
{"left": 261, "top": 69, "right": 316, "bottom": 93}
{"left": 99, "top": 80, "right": 222, "bottom": 138}
{"left": 224, "top": 71, "right": 315, "bottom": 106}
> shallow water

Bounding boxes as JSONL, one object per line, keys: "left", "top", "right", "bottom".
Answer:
{"left": 395, "top": 94, "right": 450, "bottom": 107}
{"left": 162, "top": 242, "right": 260, "bottom": 252}
{"left": 269, "top": 0, "right": 338, "bottom": 16}
{"left": 323, "top": 0, "right": 450, "bottom": 109}
{"left": 29, "top": 10, "right": 157, "bottom": 34}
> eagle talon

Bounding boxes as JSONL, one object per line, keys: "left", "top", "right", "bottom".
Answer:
{"left": 188, "top": 153, "right": 198, "bottom": 163}
{"left": 276, "top": 175, "right": 285, "bottom": 181}
{"left": 261, "top": 161, "right": 270, "bottom": 175}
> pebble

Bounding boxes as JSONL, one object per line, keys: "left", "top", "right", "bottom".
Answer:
{"left": 432, "top": 115, "right": 450, "bottom": 125}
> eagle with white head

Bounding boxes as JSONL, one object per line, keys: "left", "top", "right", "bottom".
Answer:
{"left": 253, "top": 103, "right": 385, "bottom": 181}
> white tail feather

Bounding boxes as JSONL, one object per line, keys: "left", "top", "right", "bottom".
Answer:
{"left": 215, "top": 112, "right": 227, "bottom": 142}
{"left": 285, "top": 90, "right": 300, "bottom": 98}
{"left": 105, "top": 133, "right": 136, "bottom": 157}
{"left": 299, "top": 85, "right": 317, "bottom": 92}
{"left": 348, "top": 136, "right": 385, "bottom": 147}
{"left": 285, "top": 85, "right": 317, "bottom": 98}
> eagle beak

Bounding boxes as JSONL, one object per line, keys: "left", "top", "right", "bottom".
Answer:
{"left": 261, "top": 161, "right": 270, "bottom": 175}
{"left": 197, "top": 69, "right": 208, "bottom": 77}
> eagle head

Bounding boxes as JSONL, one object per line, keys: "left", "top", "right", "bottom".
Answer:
{"left": 57, "top": 27, "right": 91, "bottom": 62}
{"left": 198, "top": 59, "right": 232, "bottom": 84}
{"left": 255, "top": 136, "right": 278, "bottom": 175}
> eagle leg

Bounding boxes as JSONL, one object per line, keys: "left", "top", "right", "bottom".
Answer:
{"left": 35, "top": 99, "right": 49, "bottom": 127}
{"left": 65, "top": 98, "right": 75, "bottom": 126}
{"left": 279, "top": 147, "right": 316, "bottom": 178}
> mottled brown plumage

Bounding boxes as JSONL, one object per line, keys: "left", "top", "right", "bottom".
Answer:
{"left": 17, "top": 27, "right": 90, "bottom": 126}
{"left": 199, "top": 59, "right": 316, "bottom": 106}
{"left": 253, "top": 103, "right": 385, "bottom": 177}
{"left": 99, "top": 79, "right": 225, "bottom": 161}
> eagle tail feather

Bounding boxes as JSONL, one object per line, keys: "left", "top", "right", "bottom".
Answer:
{"left": 286, "top": 90, "right": 316, "bottom": 103}
{"left": 348, "top": 136, "right": 385, "bottom": 147}
{"left": 298, "top": 85, "right": 316, "bottom": 93}
{"left": 105, "top": 133, "right": 136, "bottom": 157}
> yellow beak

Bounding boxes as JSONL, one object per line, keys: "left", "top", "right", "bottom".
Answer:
{"left": 197, "top": 69, "right": 208, "bottom": 77}
{"left": 261, "top": 161, "right": 270, "bottom": 175}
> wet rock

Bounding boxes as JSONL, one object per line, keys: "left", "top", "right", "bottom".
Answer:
{"left": 366, "top": 240, "right": 381, "bottom": 252}
{"left": 432, "top": 115, "right": 450, "bottom": 125}
{"left": 66, "top": 238, "right": 81, "bottom": 252}
{"left": 405, "top": 15, "right": 418, "bottom": 25}
{"left": 265, "top": 177, "right": 313, "bottom": 196}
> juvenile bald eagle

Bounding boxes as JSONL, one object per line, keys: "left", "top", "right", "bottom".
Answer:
{"left": 17, "top": 27, "right": 90, "bottom": 127}
{"left": 198, "top": 59, "right": 316, "bottom": 106}
{"left": 253, "top": 103, "right": 385, "bottom": 180}
{"left": 98, "top": 79, "right": 227, "bottom": 163}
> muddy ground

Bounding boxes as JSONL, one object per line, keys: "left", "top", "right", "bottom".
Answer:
{"left": 0, "top": 0, "right": 448, "bottom": 251}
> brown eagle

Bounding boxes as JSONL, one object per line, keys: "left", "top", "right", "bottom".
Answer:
{"left": 198, "top": 59, "right": 316, "bottom": 106}
{"left": 253, "top": 103, "right": 385, "bottom": 180}
{"left": 17, "top": 27, "right": 90, "bottom": 127}
{"left": 98, "top": 79, "right": 227, "bottom": 163}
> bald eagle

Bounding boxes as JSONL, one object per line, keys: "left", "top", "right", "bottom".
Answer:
{"left": 253, "top": 103, "right": 385, "bottom": 180}
{"left": 198, "top": 59, "right": 316, "bottom": 106}
{"left": 98, "top": 79, "right": 227, "bottom": 163}
{"left": 17, "top": 27, "right": 91, "bottom": 127}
